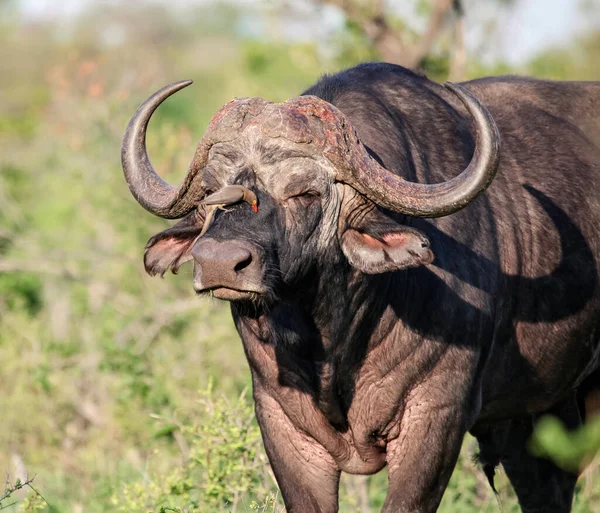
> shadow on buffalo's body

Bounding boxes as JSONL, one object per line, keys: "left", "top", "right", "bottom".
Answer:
{"left": 121, "top": 63, "right": 600, "bottom": 512}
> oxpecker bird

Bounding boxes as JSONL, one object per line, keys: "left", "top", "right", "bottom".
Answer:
{"left": 199, "top": 185, "right": 258, "bottom": 236}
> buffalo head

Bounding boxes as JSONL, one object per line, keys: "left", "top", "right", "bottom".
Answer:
{"left": 122, "top": 80, "right": 500, "bottom": 303}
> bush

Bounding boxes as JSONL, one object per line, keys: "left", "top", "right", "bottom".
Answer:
{"left": 111, "top": 382, "right": 281, "bottom": 513}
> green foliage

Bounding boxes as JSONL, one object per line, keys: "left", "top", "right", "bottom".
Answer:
{"left": 189, "top": 388, "right": 266, "bottom": 507}
{"left": 110, "top": 384, "right": 279, "bottom": 513}
{"left": 18, "top": 493, "right": 48, "bottom": 513}
{"left": 240, "top": 40, "right": 322, "bottom": 99}
{"left": 331, "top": 23, "right": 380, "bottom": 69}
{"left": 525, "top": 31, "right": 600, "bottom": 80}
{"left": 530, "top": 415, "right": 600, "bottom": 472}
{"left": 527, "top": 415, "right": 600, "bottom": 512}
{"left": 419, "top": 53, "right": 450, "bottom": 81}
{"left": 0, "top": 272, "right": 43, "bottom": 313}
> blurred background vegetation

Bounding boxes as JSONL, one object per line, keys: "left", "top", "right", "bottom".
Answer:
{"left": 1, "top": 0, "right": 599, "bottom": 511}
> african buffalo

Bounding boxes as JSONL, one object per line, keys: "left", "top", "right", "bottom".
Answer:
{"left": 121, "top": 63, "right": 600, "bottom": 512}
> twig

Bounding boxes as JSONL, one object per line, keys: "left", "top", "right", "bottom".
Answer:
{"left": 449, "top": 0, "right": 467, "bottom": 81}
{"left": 0, "top": 477, "right": 33, "bottom": 504}
{"left": 409, "top": 0, "right": 455, "bottom": 68}
{"left": 26, "top": 483, "right": 48, "bottom": 507}
{"left": 0, "top": 474, "right": 48, "bottom": 510}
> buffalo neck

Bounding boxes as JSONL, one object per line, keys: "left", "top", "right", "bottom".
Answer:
{"left": 231, "top": 261, "right": 435, "bottom": 427}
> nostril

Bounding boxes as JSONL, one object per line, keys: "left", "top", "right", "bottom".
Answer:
{"left": 234, "top": 252, "right": 253, "bottom": 273}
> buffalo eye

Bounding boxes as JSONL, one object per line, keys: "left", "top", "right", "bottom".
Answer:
{"left": 286, "top": 191, "right": 320, "bottom": 208}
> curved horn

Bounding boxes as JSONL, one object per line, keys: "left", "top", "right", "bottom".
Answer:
{"left": 121, "top": 80, "right": 205, "bottom": 219}
{"left": 336, "top": 82, "right": 501, "bottom": 218}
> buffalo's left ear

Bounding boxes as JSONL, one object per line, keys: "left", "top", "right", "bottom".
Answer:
{"left": 341, "top": 227, "right": 434, "bottom": 274}
{"left": 144, "top": 214, "right": 203, "bottom": 277}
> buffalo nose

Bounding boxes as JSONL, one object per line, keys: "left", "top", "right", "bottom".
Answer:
{"left": 191, "top": 238, "right": 262, "bottom": 293}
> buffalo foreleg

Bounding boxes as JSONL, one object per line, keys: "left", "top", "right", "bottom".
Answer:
{"left": 254, "top": 392, "right": 341, "bottom": 513}
{"left": 382, "top": 398, "right": 470, "bottom": 513}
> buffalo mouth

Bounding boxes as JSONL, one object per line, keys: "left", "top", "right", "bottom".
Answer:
{"left": 196, "top": 286, "right": 262, "bottom": 301}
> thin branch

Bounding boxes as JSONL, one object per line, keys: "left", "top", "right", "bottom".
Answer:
{"left": 0, "top": 475, "right": 47, "bottom": 510}
{"left": 24, "top": 483, "right": 48, "bottom": 508}
{"left": 1, "top": 477, "right": 33, "bottom": 504}
{"left": 449, "top": 0, "right": 467, "bottom": 81}
{"left": 408, "top": 0, "right": 455, "bottom": 67}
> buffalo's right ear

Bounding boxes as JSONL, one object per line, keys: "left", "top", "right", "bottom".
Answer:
{"left": 144, "top": 213, "right": 203, "bottom": 277}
